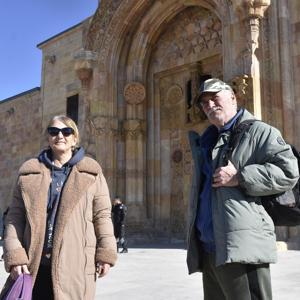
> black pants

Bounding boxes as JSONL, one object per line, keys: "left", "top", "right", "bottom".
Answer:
{"left": 114, "top": 223, "right": 127, "bottom": 251}
{"left": 202, "top": 252, "right": 272, "bottom": 300}
{"left": 32, "top": 265, "right": 54, "bottom": 300}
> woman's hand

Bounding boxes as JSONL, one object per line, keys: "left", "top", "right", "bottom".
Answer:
{"left": 10, "top": 265, "right": 30, "bottom": 280}
{"left": 96, "top": 262, "right": 110, "bottom": 278}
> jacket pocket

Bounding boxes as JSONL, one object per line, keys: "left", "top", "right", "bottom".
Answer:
{"left": 85, "top": 246, "right": 96, "bottom": 274}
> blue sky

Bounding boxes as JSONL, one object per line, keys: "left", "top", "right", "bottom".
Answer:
{"left": 0, "top": 0, "right": 98, "bottom": 101}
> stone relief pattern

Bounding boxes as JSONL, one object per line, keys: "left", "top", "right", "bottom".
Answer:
{"left": 183, "top": 139, "right": 193, "bottom": 176}
{"left": 124, "top": 82, "right": 146, "bottom": 105}
{"left": 85, "top": 0, "right": 123, "bottom": 51}
{"left": 260, "top": 13, "right": 273, "bottom": 125}
{"left": 97, "top": 0, "right": 134, "bottom": 68}
{"left": 92, "top": 1, "right": 152, "bottom": 69}
{"left": 160, "top": 83, "right": 184, "bottom": 129}
{"left": 213, "top": 0, "right": 232, "bottom": 18}
{"left": 170, "top": 130, "right": 185, "bottom": 237}
{"left": 165, "top": 85, "right": 183, "bottom": 107}
{"left": 151, "top": 7, "right": 222, "bottom": 73}
{"left": 231, "top": 75, "right": 253, "bottom": 112}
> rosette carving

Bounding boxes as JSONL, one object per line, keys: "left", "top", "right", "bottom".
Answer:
{"left": 124, "top": 82, "right": 146, "bottom": 105}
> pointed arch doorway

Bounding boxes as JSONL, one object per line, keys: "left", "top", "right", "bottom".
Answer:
{"left": 146, "top": 6, "right": 223, "bottom": 240}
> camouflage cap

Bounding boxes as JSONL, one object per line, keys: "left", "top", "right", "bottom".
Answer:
{"left": 197, "top": 78, "right": 233, "bottom": 102}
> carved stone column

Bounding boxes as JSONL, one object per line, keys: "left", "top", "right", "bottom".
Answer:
{"left": 123, "top": 82, "right": 146, "bottom": 222}
{"left": 277, "top": 0, "right": 295, "bottom": 143}
{"left": 88, "top": 116, "right": 119, "bottom": 192}
{"left": 74, "top": 49, "right": 98, "bottom": 149}
{"left": 235, "top": 0, "right": 271, "bottom": 119}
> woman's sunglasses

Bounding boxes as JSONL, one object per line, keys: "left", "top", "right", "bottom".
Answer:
{"left": 47, "top": 127, "right": 74, "bottom": 137}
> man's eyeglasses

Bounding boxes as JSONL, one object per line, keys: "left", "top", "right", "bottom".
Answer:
{"left": 47, "top": 127, "right": 74, "bottom": 137}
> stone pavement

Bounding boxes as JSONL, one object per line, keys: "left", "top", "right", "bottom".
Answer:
{"left": 0, "top": 246, "right": 300, "bottom": 299}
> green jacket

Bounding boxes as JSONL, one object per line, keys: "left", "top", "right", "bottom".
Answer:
{"left": 187, "top": 109, "right": 299, "bottom": 274}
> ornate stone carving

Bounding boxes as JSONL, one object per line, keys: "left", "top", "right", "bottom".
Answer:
{"left": 165, "top": 85, "right": 183, "bottom": 107}
{"left": 88, "top": 116, "right": 119, "bottom": 137}
{"left": 151, "top": 7, "right": 222, "bottom": 73}
{"left": 85, "top": 0, "right": 123, "bottom": 51}
{"left": 235, "top": 0, "right": 271, "bottom": 19}
{"left": 187, "top": 71, "right": 207, "bottom": 123}
{"left": 74, "top": 49, "right": 98, "bottom": 88}
{"left": 161, "top": 82, "right": 184, "bottom": 129}
{"left": 231, "top": 75, "right": 254, "bottom": 112}
{"left": 183, "top": 147, "right": 192, "bottom": 176}
{"left": 260, "top": 14, "right": 273, "bottom": 125}
{"left": 124, "top": 82, "right": 146, "bottom": 105}
{"left": 172, "top": 149, "right": 183, "bottom": 163}
{"left": 237, "top": 0, "right": 271, "bottom": 70}
{"left": 123, "top": 119, "right": 146, "bottom": 137}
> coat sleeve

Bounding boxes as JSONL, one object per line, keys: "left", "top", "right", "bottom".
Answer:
{"left": 237, "top": 124, "right": 299, "bottom": 196}
{"left": 3, "top": 180, "right": 29, "bottom": 272}
{"left": 93, "top": 172, "right": 117, "bottom": 266}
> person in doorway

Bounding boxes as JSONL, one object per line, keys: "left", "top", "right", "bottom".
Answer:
{"left": 112, "top": 197, "right": 128, "bottom": 253}
{"left": 187, "top": 78, "right": 299, "bottom": 299}
{"left": 1, "top": 115, "right": 117, "bottom": 300}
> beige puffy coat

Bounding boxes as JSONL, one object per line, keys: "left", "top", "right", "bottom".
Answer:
{"left": 2, "top": 156, "right": 117, "bottom": 299}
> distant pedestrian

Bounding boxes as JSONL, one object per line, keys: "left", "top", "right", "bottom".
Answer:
{"left": 112, "top": 197, "right": 128, "bottom": 253}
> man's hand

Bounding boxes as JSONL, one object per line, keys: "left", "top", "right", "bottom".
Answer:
{"left": 96, "top": 262, "right": 111, "bottom": 278}
{"left": 212, "top": 160, "right": 239, "bottom": 187}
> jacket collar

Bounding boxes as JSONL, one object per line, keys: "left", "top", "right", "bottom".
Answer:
{"left": 19, "top": 156, "right": 101, "bottom": 177}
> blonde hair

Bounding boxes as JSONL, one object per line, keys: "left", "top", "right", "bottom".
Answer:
{"left": 47, "top": 115, "right": 80, "bottom": 146}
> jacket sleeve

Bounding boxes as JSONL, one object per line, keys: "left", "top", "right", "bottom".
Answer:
{"left": 93, "top": 172, "right": 117, "bottom": 266}
{"left": 3, "top": 180, "right": 29, "bottom": 272}
{"left": 237, "top": 124, "right": 299, "bottom": 196}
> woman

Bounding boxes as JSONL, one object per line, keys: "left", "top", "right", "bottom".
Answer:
{"left": 1, "top": 115, "right": 117, "bottom": 299}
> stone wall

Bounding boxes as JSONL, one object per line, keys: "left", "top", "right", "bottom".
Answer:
{"left": 0, "top": 88, "right": 41, "bottom": 214}
{"left": 38, "top": 19, "right": 90, "bottom": 132}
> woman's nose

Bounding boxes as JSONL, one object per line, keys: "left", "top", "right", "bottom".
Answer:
{"left": 57, "top": 131, "right": 64, "bottom": 138}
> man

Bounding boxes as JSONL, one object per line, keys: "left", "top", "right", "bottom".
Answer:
{"left": 187, "top": 78, "right": 299, "bottom": 299}
{"left": 112, "top": 197, "right": 128, "bottom": 253}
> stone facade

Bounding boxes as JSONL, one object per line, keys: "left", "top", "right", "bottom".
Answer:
{"left": 0, "top": 88, "right": 41, "bottom": 213}
{"left": 1, "top": 0, "right": 300, "bottom": 247}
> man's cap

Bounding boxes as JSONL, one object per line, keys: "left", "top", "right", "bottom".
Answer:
{"left": 197, "top": 78, "right": 233, "bottom": 101}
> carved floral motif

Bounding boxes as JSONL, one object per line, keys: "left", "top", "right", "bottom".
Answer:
{"left": 172, "top": 149, "right": 183, "bottom": 163}
{"left": 165, "top": 85, "right": 183, "bottom": 107}
{"left": 124, "top": 82, "right": 146, "bottom": 105}
{"left": 123, "top": 119, "right": 146, "bottom": 137}
{"left": 151, "top": 7, "right": 222, "bottom": 73}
